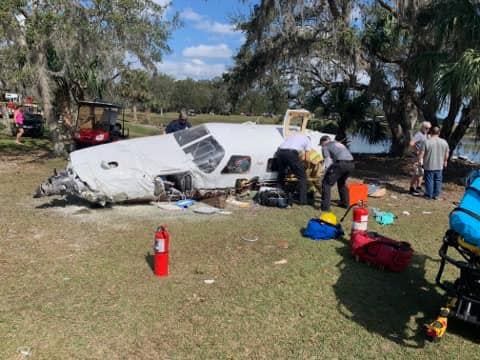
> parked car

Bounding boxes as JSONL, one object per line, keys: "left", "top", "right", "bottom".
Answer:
{"left": 10, "top": 111, "right": 44, "bottom": 137}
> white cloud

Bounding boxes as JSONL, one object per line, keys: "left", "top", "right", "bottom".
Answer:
{"left": 182, "top": 44, "right": 232, "bottom": 59}
{"left": 181, "top": 8, "right": 203, "bottom": 22}
{"left": 152, "top": 0, "right": 171, "bottom": 7}
{"left": 157, "top": 59, "right": 227, "bottom": 80}
{"left": 180, "top": 7, "right": 238, "bottom": 36}
{"left": 194, "top": 20, "right": 236, "bottom": 36}
{"left": 195, "top": 21, "right": 236, "bottom": 36}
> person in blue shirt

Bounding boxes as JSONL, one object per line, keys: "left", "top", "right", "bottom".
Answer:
{"left": 165, "top": 109, "right": 192, "bottom": 134}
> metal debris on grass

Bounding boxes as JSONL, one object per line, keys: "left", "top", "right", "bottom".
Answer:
{"left": 274, "top": 259, "right": 288, "bottom": 265}
{"left": 16, "top": 347, "right": 32, "bottom": 359}
{"left": 241, "top": 235, "right": 259, "bottom": 242}
{"left": 203, "top": 279, "right": 215, "bottom": 284}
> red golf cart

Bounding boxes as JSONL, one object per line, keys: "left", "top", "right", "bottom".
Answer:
{"left": 73, "top": 100, "right": 129, "bottom": 148}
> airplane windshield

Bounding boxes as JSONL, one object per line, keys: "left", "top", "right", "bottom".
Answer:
{"left": 174, "top": 125, "right": 209, "bottom": 147}
{"left": 183, "top": 136, "right": 225, "bottom": 173}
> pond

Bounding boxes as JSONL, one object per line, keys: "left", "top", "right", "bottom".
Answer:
{"left": 348, "top": 134, "right": 480, "bottom": 163}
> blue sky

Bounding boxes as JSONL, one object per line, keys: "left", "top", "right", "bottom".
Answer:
{"left": 157, "top": 0, "right": 256, "bottom": 80}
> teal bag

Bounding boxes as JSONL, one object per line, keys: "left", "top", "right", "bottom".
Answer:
{"left": 373, "top": 208, "right": 396, "bottom": 226}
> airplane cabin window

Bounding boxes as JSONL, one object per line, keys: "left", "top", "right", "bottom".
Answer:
{"left": 183, "top": 136, "right": 225, "bottom": 173}
{"left": 221, "top": 156, "right": 251, "bottom": 174}
{"left": 174, "top": 125, "right": 209, "bottom": 147}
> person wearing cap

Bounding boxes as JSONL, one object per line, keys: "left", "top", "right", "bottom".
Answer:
{"left": 165, "top": 109, "right": 192, "bottom": 134}
{"left": 319, "top": 136, "right": 354, "bottom": 211}
{"left": 409, "top": 121, "right": 431, "bottom": 196}
{"left": 276, "top": 133, "right": 313, "bottom": 205}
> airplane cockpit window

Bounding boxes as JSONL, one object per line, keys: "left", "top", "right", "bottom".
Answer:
{"left": 174, "top": 125, "right": 209, "bottom": 147}
{"left": 221, "top": 156, "right": 251, "bottom": 174}
{"left": 183, "top": 136, "right": 225, "bottom": 173}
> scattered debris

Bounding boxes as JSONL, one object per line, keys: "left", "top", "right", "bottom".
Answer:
{"left": 176, "top": 199, "right": 195, "bottom": 208}
{"left": 241, "top": 235, "right": 259, "bottom": 242}
{"left": 193, "top": 206, "right": 220, "bottom": 215}
{"left": 218, "top": 210, "right": 232, "bottom": 215}
{"left": 277, "top": 240, "right": 289, "bottom": 249}
{"left": 226, "top": 197, "right": 251, "bottom": 208}
{"left": 155, "top": 202, "right": 182, "bottom": 211}
{"left": 391, "top": 195, "right": 398, "bottom": 200}
{"left": 422, "top": 211, "right": 432, "bottom": 215}
{"left": 274, "top": 259, "right": 288, "bottom": 265}
{"left": 402, "top": 211, "right": 411, "bottom": 216}
{"left": 203, "top": 279, "right": 215, "bottom": 284}
{"left": 17, "top": 347, "right": 32, "bottom": 359}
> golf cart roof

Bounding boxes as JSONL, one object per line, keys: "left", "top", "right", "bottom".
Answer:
{"left": 78, "top": 100, "right": 123, "bottom": 109}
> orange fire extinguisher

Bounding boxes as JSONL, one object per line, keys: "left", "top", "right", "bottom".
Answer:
{"left": 153, "top": 225, "right": 170, "bottom": 277}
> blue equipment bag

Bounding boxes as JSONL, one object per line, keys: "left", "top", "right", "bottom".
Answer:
{"left": 450, "top": 176, "right": 480, "bottom": 247}
{"left": 303, "top": 219, "right": 344, "bottom": 241}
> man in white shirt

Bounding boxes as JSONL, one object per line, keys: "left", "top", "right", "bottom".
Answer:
{"left": 409, "top": 121, "right": 431, "bottom": 195}
{"left": 276, "top": 133, "right": 312, "bottom": 205}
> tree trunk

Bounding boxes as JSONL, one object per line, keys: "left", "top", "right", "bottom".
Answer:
{"left": 384, "top": 90, "right": 414, "bottom": 157}
{"left": 447, "top": 106, "right": 474, "bottom": 159}
{"left": 133, "top": 104, "right": 138, "bottom": 122}
{"left": 440, "top": 94, "right": 462, "bottom": 141}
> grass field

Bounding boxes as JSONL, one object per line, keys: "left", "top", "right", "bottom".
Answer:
{"left": 1, "top": 125, "right": 480, "bottom": 359}
{"left": 123, "top": 111, "right": 279, "bottom": 127}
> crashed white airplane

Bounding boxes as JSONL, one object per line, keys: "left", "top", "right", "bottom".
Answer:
{"left": 35, "top": 110, "right": 334, "bottom": 205}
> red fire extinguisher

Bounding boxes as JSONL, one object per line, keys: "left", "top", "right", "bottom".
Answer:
{"left": 153, "top": 225, "right": 170, "bottom": 277}
{"left": 351, "top": 201, "right": 369, "bottom": 233}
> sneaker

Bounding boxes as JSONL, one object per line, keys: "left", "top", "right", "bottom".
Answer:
{"left": 416, "top": 187, "right": 424, "bottom": 194}
{"left": 409, "top": 187, "right": 421, "bottom": 196}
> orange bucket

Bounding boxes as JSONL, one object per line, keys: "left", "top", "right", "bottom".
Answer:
{"left": 347, "top": 183, "right": 368, "bottom": 206}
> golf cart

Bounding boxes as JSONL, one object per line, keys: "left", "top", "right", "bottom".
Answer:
{"left": 73, "top": 100, "right": 128, "bottom": 148}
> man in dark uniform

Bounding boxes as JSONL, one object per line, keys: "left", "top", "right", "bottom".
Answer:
{"left": 276, "top": 133, "right": 312, "bottom": 205}
{"left": 165, "top": 109, "right": 192, "bottom": 134}
{"left": 319, "top": 135, "right": 354, "bottom": 211}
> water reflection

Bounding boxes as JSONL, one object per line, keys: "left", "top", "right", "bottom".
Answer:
{"left": 348, "top": 134, "right": 480, "bottom": 163}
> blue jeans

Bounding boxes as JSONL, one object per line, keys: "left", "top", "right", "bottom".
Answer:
{"left": 424, "top": 170, "right": 443, "bottom": 199}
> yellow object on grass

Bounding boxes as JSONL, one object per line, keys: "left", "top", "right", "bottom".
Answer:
{"left": 320, "top": 211, "right": 338, "bottom": 226}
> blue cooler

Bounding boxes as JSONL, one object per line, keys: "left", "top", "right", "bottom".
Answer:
{"left": 450, "top": 177, "right": 480, "bottom": 247}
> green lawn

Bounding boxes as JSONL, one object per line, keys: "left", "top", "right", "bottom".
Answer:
{"left": 1, "top": 115, "right": 479, "bottom": 359}
{"left": 0, "top": 147, "right": 478, "bottom": 359}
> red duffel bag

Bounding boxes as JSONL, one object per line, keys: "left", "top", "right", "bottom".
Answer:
{"left": 351, "top": 231, "right": 413, "bottom": 272}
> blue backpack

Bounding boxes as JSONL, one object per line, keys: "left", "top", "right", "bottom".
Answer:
{"left": 450, "top": 174, "right": 480, "bottom": 247}
{"left": 303, "top": 219, "right": 344, "bottom": 240}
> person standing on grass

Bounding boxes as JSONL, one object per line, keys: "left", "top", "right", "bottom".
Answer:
{"left": 409, "top": 121, "right": 431, "bottom": 196}
{"left": 14, "top": 106, "right": 25, "bottom": 145}
{"left": 419, "top": 126, "right": 449, "bottom": 200}
{"left": 319, "top": 135, "right": 354, "bottom": 211}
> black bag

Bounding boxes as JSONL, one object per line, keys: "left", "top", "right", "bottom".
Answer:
{"left": 255, "top": 189, "right": 290, "bottom": 208}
